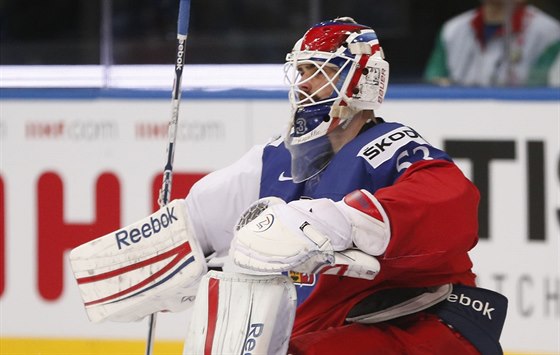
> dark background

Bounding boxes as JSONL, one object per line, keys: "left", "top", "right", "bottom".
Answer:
{"left": 1, "top": 0, "right": 559, "bottom": 82}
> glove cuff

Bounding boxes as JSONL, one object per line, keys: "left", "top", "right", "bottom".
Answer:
{"left": 340, "top": 189, "right": 391, "bottom": 256}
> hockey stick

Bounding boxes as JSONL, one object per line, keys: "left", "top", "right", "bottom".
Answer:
{"left": 145, "top": 1, "right": 191, "bottom": 354}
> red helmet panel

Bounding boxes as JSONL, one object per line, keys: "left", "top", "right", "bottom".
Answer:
{"left": 300, "top": 23, "right": 370, "bottom": 52}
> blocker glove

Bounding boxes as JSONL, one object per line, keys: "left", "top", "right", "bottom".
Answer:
{"left": 230, "top": 190, "right": 390, "bottom": 277}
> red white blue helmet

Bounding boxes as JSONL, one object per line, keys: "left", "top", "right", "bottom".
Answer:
{"left": 284, "top": 17, "right": 389, "bottom": 182}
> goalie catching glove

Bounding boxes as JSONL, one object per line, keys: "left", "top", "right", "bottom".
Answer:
{"left": 230, "top": 189, "right": 390, "bottom": 279}
{"left": 69, "top": 199, "right": 207, "bottom": 323}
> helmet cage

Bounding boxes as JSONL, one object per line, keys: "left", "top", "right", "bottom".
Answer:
{"left": 283, "top": 48, "right": 355, "bottom": 110}
{"left": 284, "top": 28, "right": 388, "bottom": 118}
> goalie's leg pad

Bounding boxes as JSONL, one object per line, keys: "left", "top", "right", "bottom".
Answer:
{"left": 183, "top": 271, "right": 297, "bottom": 355}
{"left": 69, "top": 199, "right": 207, "bottom": 322}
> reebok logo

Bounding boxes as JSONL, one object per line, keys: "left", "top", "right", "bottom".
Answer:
{"left": 278, "top": 171, "right": 293, "bottom": 181}
{"left": 243, "top": 323, "right": 264, "bottom": 354}
{"left": 176, "top": 38, "right": 185, "bottom": 70}
{"left": 447, "top": 293, "right": 495, "bottom": 320}
{"left": 115, "top": 206, "right": 178, "bottom": 249}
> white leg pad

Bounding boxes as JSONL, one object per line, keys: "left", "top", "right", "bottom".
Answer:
{"left": 183, "top": 271, "right": 297, "bottom": 355}
{"left": 69, "top": 199, "right": 207, "bottom": 323}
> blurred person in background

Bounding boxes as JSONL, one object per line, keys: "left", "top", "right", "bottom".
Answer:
{"left": 424, "top": 0, "right": 560, "bottom": 86}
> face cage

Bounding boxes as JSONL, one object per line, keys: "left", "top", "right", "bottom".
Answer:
{"left": 283, "top": 50, "right": 356, "bottom": 111}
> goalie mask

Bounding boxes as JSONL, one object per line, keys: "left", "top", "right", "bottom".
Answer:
{"left": 284, "top": 17, "right": 389, "bottom": 182}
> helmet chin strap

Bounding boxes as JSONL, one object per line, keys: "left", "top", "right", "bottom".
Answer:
{"left": 329, "top": 103, "right": 360, "bottom": 122}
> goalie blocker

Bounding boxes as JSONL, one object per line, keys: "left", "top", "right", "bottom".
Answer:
{"left": 69, "top": 199, "right": 207, "bottom": 322}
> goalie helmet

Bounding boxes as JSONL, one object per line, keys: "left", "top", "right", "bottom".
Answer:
{"left": 284, "top": 17, "right": 389, "bottom": 182}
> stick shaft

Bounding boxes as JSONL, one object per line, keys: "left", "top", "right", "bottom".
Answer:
{"left": 147, "top": 2, "right": 191, "bottom": 355}
{"left": 158, "top": 32, "right": 188, "bottom": 207}
{"left": 159, "top": 0, "right": 191, "bottom": 207}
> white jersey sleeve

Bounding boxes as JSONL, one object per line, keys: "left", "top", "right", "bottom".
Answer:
{"left": 184, "top": 144, "right": 264, "bottom": 257}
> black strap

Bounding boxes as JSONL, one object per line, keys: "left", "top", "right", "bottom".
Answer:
{"left": 346, "top": 284, "right": 451, "bottom": 324}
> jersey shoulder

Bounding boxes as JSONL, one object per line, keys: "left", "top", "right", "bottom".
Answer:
{"left": 347, "top": 121, "right": 451, "bottom": 177}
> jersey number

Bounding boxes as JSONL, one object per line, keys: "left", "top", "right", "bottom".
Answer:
{"left": 396, "top": 146, "right": 433, "bottom": 172}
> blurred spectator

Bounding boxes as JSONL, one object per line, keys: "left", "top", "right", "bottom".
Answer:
{"left": 424, "top": 0, "right": 560, "bottom": 86}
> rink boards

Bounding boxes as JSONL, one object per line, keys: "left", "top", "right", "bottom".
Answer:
{"left": 0, "top": 85, "right": 558, "bottom": 354}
